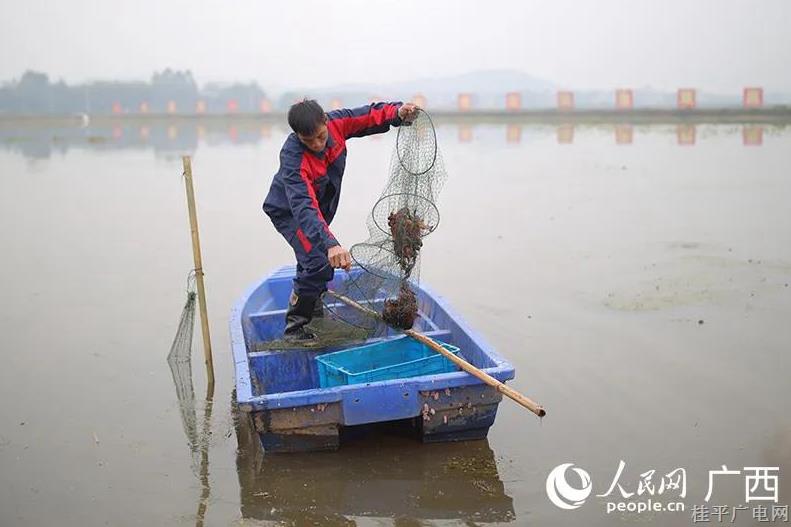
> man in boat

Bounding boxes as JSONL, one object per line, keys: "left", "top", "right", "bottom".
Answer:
{"left": 263, "top": 99, "right": 419, "bottom": 345}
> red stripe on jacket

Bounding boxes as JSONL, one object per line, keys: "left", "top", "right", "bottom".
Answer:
{"left": 295, "top": 228, "right": 312, "bottom": 253}
{"left": 336, "top": 103, "right": 399, "bottom": 138}
{"left": 298, "top": 154, "right": 335, "bottom": 244}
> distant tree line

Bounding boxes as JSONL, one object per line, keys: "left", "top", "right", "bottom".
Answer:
{"left": 0, "top": 69, "right": 269, "bottom": 115}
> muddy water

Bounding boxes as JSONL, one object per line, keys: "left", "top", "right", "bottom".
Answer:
{"left": 0, "top": 120, "right": 789, "bottom": 526}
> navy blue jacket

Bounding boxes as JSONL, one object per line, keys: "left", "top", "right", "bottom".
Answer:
{"left": 263, "top": 102, "right": 403, "bottom": 253}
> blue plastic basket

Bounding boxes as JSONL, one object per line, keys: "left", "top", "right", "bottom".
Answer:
{"left": 316, "top": 336, "right": 460, "bottom": 387}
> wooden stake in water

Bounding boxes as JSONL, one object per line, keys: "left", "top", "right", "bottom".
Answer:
{"left": 182, "top": 156, "right": 215, "bottom": 388}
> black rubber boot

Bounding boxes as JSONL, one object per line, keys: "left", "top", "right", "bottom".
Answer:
{"left": 283, "top": 291, "right": 319, "bottom": 346}
{"left": 312, "top": 294, "right": 325, "bottom": 319}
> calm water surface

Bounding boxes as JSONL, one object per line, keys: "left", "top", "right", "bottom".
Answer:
{"left": 1, "top": 120, "right": 789, "bottom": 526}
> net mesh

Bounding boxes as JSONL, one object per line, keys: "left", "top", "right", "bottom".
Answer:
{"left": 167, "top": 273, "right": 200, "bottom": 471}
{"left": 323, "top": 109, "right": 447, "bottom": 340}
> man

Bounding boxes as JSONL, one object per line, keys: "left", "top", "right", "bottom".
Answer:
{"left": 263, "top": 99, "right": 419, "bottom": 344}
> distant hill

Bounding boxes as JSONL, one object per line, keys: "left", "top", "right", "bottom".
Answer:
{"left": 328, "top": 69, "right": 556, "bottom": 96}
{"left": 281, "top": 69, "right": 557, "bottom": 109}
{"left": 281, "top": 69, "right": 791, "bottom": 110}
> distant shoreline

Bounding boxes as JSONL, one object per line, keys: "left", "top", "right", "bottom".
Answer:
{"left": 2, "top": 107, "right": 791, "bottom": 125}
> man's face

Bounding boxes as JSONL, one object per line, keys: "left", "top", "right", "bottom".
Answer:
{"left": 297, "top": 120, "right": 329, "bottom": 153}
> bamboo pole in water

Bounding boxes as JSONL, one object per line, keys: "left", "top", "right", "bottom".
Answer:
{"left": 326, "top": 290, "right": 546, "bottom": 418}
{"left": 182, "top": 156, "right": 215, "bottom": 389}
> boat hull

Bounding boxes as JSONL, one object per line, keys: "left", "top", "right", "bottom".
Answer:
{"left": 230, "top": 266, "right": 515, "bottom": 453}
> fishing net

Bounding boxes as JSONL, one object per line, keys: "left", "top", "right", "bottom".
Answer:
{"left": 323, "top": 109, "right": 448, "bottom": 339}
{"left": 167, "top": 271, "right": 216, "bottom": 515}
{"left": 167, "top": 272, "right": 200, "bottom": 471}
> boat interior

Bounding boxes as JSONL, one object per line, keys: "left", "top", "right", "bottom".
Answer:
{"left": 240, "top": 269, "right": 498, "bottom": 398}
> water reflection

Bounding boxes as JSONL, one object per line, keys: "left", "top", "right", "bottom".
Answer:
{"left": 677, "top": 124, "right": 696, "bottom": 146}
{"left": 556, "top": 124, "right": 574, "bottom": 144}
{"left": 458, "top": 124, "right": 473, "bottom": 143}
{"left": 195, "top": 390, "right": 213, "bottom": 527}
{"left": 743, "top": 125, "right": 764, "bottom": 146}
{"left": 0, "top": 119, "right": 781, "bottom": 160}
{"left": 234, "top": 404, "right": 515, "bottom": 525}
{"left": 615, "top": 124, "right": 633, "bottom": 145}
{"left": 506, "top": 124, "right": 521, "bottom": 144}
{"left": 167, "top": 288, "right": 201, "bottom": 472}
{"left": 167, "top": 277, "right": 215, "bottom": 527}
{"left": 168, "top": 357, "right": 214, "bottom": 527}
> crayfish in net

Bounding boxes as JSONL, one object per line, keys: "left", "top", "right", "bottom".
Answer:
{"left": 328, "top": 110, "right": 446, "bottom": 341}
{"left": 388, "top": 207, "right": 431, "bottom": 276}
{"left": 382, "top": 283, "right": 418, "bottom": 330}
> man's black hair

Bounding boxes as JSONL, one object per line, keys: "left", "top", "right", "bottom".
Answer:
{"left": 288, "top": 99, "right": 326, "bottom": 136}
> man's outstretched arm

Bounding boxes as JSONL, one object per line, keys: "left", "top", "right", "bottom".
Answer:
{"left": 329, "top": 102, "right": 419, "bottom": 139}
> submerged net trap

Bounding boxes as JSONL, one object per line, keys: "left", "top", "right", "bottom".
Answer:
{"left": 167, "top": 272, "right": 201, "bottom": 471}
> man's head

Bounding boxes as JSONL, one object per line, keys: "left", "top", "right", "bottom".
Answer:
{"left": 288, "top": 99, "right": 328, "bottom": 153}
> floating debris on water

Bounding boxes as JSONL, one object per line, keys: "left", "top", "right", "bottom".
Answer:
{"left": 443, "top": 456, "right": 499, "bottom": 477}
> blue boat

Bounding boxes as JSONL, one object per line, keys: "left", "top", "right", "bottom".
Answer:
{"left": 230, "top": 265, "right": 516, "bottom": 453}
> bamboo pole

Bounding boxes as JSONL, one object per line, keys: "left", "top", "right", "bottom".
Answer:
{"left": 182, "top": 156, "right": 215, "bottom": 388}
{"left": 326, "top": 290, "right": 546, "bottom": 418}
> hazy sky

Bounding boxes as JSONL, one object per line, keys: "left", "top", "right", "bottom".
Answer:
{"left": 2, "top": 0, "right": 791, "bottom": 94}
